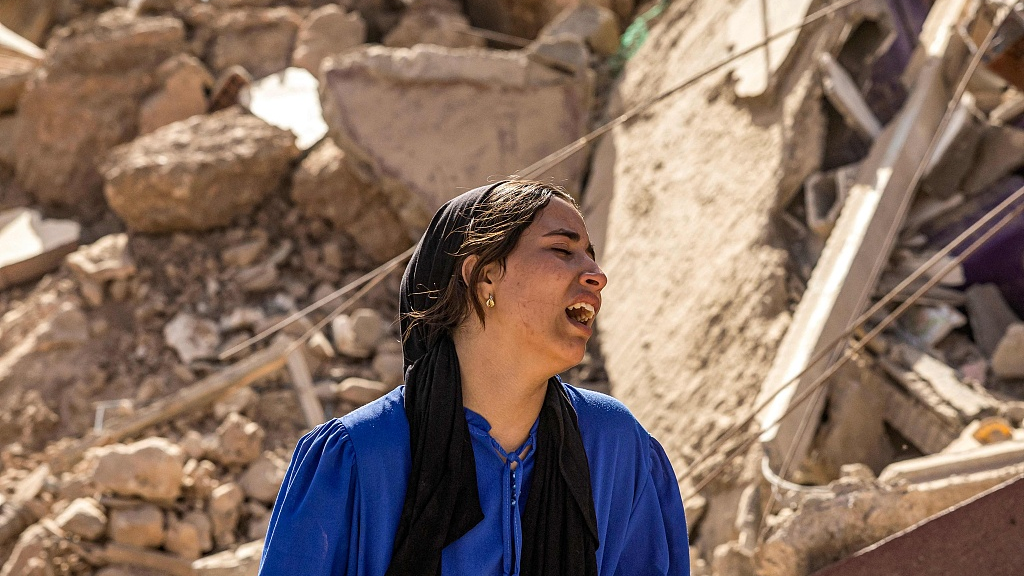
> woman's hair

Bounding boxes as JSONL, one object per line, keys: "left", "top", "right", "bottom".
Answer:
{"left": 403, "top": 180, "right": 581, "bottom": 343}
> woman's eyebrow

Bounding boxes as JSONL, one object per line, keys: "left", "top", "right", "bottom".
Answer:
{"left": 542, "top": 228, "right": 596, "bottom": 259}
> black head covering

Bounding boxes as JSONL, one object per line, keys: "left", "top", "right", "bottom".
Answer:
{"left": 389, "top": 182, "right": 599, "bottom": 576}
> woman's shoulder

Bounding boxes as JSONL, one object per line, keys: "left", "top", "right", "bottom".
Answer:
{"left": 336, "top": 386, "right": 410, "bottom": 459}
{"left": 562, "top": 383, "right": 647, "bottom": 437}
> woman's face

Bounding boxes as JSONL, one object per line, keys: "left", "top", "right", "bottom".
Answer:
{"left": 478, "top": 197, "right": 607, "bottom": 375}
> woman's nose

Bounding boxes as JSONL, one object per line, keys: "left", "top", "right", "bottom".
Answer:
{"left": 580, "top": 265, "right": 607, "bottom": 291}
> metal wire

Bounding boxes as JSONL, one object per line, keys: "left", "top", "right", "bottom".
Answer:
{"left": 757, "top": 2, "right": 1014, "bottom": 540}
{"left": 683, "top": 191, "right": 1024, "bottom": 500}
{"left": 219, "top": 0, "right": 869, "bottom": 358}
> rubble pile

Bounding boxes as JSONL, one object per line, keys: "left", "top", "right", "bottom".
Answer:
{"left": 0, "top": 0, "right": 625, "bottom": 573}
{"left": 3, "top": 0, "right": 1023, "bottom": 574}
{"left": 587, "top": 0, "right": 1024, "bottom": 574}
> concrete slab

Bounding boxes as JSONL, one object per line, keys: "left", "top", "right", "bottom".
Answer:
{"left": 0, "top": 208, "right": 81, "bottom": 289}
{"left": 757, "top": 0, "right": 970, "bottom": 479}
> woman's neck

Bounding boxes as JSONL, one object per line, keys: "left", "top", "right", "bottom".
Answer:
{"left": 452, "top": 329, "right": 549, "bottom": 453}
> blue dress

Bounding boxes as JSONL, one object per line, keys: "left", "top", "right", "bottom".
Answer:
{"left": 259, "top": 384, "right": 690, "bottom": 576}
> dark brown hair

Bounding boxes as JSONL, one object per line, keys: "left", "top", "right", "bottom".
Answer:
{"left": 403, "top": 180, "right": 581, "bottom": 343}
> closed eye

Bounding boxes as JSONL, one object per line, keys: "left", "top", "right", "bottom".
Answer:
{"left": 552, "top": 247, "right": 572, "bottom": 255}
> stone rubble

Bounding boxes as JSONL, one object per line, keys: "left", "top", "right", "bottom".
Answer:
{"left": 0, "top": 0, "right": 1022, "bottom": 574}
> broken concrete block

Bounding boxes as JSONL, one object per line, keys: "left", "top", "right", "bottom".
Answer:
{"left": 139, "top": 54, "right": 214, "bottom": 135}
{"left": 538, "top": 3, "right": 620, "bottom": 57}
{"left": 320, "top": 44, "right": 592, "bottom": 233}
{"left": 293, "top": 5, "right": 367, "bottom": 75}
{"left": 992, "top": 323, "right": 1024, "bottom": 379}
{"left": 208, "top": 483, "right": 244, "bottom": 548}
{"left": 879, "top": 370, "right": 960, "bottom": 455}
{"left": 960, "top": 124, "right": 1024, "bottom": 196}
{"left": 163, "top": 313, "right": 221, "bottom": 365}
{"left": 819, "top": 53, "right": 882, "bottom": 140}
{"left": 880, "top": 439, "right": 1024, "bottom": 485}
{"left": 108, "top": 504, "right": 164, "bottom": 548}
{"left": 966, "top": 283, "right": 1021, "bottom": 357}
{"left": 337, "top": 377, "right": 388, "bottom": 407}
{"left": 331, "top": 308, "right": 385, "bottom": 358}
{"left": 208, "top": 8, "right": 301, "bottom": 79}
{"left": 65, "top": 233, "right": 136, "bottom": 296}
{"left": 208, "top": 413, "right": 264, "bottom": 466}
{"left": 101, "top": 108, "right": 299, "bottom": 233}
{"left": 893, "top": 344, "right": 997, "bottom": 423}
{"left": 921, "top": 93, "right": 986, "bottom": 199}
{"left": 15, "top": 11, "right": 186, "bottom": 215}
{"left": 803, "top": 164, "right": 858, "bottom": 238}
{"left": 526, "top": 34, "right": 590, "bottom": 75}
{"left": 238, "top": 452, "right": 286, "bottom": 504}
{"left": 240, "top": 67, "right": 328, "bottom": 150}
{"left": 165, "top": 511, "right": 213, "bottom": 560}
{"left": 54, "top": 498, "right": 106, "bottom": 541}
{"left": 91, "top": 438, "right": 185, "bottom": 501}
{"left": 383, "top": 2, "right": 484, "bottom": 50}
{"left": 192, "top": 538, "right": 263, "bottom": 576}
{"left": 291, "top": 138, "right": 411, "bottom": 262}
{"left": 372, "top": 348, "right": 405, "bottom": 389}
{"left": 726, "top": 0, "right": 814, "bottom": 98}
{"left": 0, "top": 208, "right": 80, "bottom": 290}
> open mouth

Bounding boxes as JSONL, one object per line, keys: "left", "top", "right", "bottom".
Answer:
{"left": 566, "top": 302, "right": 596, "bottom": 326}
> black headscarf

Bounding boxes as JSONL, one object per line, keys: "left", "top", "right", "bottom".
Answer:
{"left": 388, "top": 182, "right": 599, "bottom": 576}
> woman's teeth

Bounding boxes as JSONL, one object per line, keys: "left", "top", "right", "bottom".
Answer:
{"left": 566, "top": 302, "right": 595, "bottom": 324}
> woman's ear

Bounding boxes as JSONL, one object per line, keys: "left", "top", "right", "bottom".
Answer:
{"left": 461, "top": 255, "right": 498, "bottom": 301}
{"left": 460, "top": 255, "right": 479, "bottom": 288}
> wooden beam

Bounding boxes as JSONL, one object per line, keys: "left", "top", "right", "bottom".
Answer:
{"left": 286, "top": 347, "right": 325, "bottom": 428}
{"left": 51, "top": 339, "right": 289, "bottom": 472}
{"left": 756, "top": 0, "right": 972, "bottom": 478}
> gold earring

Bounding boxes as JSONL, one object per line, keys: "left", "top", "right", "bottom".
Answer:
{"left": 486, "top": 294, "right": 495, "bottom": 308}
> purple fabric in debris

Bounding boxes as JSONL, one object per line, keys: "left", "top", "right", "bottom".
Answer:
{"left": 861, "top": 0, "right": 931, "bottom": 123}
{"left": 926, "top": 176, "right": 1024, "bottom": 316}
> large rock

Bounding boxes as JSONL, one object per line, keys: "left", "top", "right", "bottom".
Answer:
{"left": 292, "top": 5, "right": 366, "bottom": 75}
{"left": 208, "top": 8, "right": 301, "bottom": 79}
{"left": 320, "top": 44, "right": 592, "bottom": 235}
{"left": 107, "top": 504, "right": 164, "bottom": 548}
{"left": 14, "top": 10, "right": 186, "bottom": 216}
{"left": 383, "top": 0, "right": 485, "bottom": 49}
{"left": 237, "top": 452, "right": 286, "bottom": 504}
{"left": 100, "top": 108, "right": 299, "bottom": 232}
{"left": 166, "top": 511, "right": 213, "bottom": 560}
{"left": 140, "top": 54, "right": 214, "bottom": 134}
{"left": 54, "top": 498, "right": 107, "bottom": 541}
{"left": 291, "top": 138, "right": 411, "bottom": 262}
{"left": 207, "top": 413, "right": 265, "bottom": 466}
{"left": 462, "top": 0, "right": 569, "bottom": 40}
{"left": 192, "top": 539, "right": 263, "bottom": 576}
{"left": 536, "top": 3, "right": 620, "bottom": 56}
{"left": 90, "top": 437, "right": 185, "bottom": 501}
{"left": 209, "top": 482, "right": 244, "bottom": 548}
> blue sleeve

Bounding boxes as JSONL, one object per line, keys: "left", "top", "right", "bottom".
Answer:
{"left": 614, "top": 436, "right": 690, "bottom": 576}
{"left": 259, "top": 420, "right": 360, "bottom": 576}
